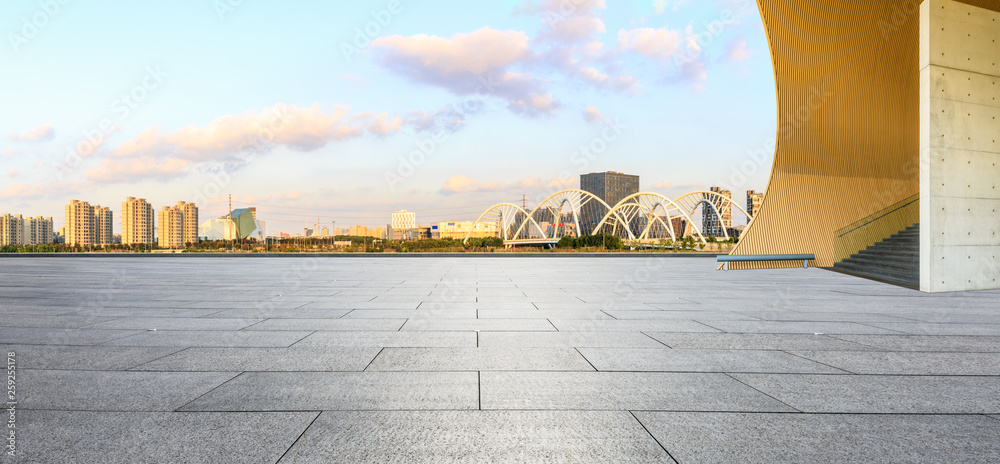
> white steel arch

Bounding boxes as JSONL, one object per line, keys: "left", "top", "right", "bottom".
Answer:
{"left": 462, "top": 203, "right": 545, "bottom": 245}
{"left": 593, "top": 192, "right": 707, "bottom": 243}
{"left": 673, "top": 190, "right": 752, "bottom": 241}
{"left": 510, "top": 189, "right": 622, "bottom": 241}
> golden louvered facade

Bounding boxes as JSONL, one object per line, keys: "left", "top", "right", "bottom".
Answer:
{"left": 729, "top": 0, "right": 1000, "bottom": 270}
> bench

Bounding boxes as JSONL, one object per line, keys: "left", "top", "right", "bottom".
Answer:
{"left": 717, "top": 254, "right": 816, "bottom": 270}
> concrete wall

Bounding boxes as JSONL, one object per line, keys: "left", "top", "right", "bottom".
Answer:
{"left": 920, "top": 0, "right": 1000, "bottom": 292}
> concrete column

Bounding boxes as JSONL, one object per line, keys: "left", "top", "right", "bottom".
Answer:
{"left": 920, "top": 0, "right": 1000, "bottom": 292}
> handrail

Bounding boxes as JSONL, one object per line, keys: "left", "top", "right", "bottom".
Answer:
{"left": 833, "top": 193, "right": 919, "bottom": 263}
{"left": 835, "top": 193, "right": 919, "bottom": 238}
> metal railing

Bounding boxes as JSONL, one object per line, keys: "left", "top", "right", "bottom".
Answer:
{"left": 833, "top": 193, "right": 919, "bottom": 263}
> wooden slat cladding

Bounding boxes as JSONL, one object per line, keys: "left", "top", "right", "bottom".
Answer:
{"left": 729, "top": 0, "right": 1000, "bottom": 270}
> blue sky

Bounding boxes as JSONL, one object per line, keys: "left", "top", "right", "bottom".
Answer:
{"left": 0, "top": 0, "right": 775, "bottom": 233}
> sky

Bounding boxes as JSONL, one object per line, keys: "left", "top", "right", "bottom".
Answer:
{"left": 0, "top": 0, "right": 776, "bottom": 234}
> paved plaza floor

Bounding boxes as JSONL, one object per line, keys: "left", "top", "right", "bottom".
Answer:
{"left": 2, "top": 256, "right": 1000, "bottom": 463}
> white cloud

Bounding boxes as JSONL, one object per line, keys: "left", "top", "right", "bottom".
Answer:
{"left": 6, "top": 125, "right": 55, "bottom": 142}
{"left": 582, "top": 106, "right": 603, "bottom": 123}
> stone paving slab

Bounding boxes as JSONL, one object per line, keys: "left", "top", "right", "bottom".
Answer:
{"left": 477, "top": 331, "right": 666, "bottom": 348}
{"left": 132, "top": 347, "right": 382, "bottom": 372}
{"left": 477, "top": 309, "right": 615, "bottom": 319}
{"left": 578, "top": 348, "right": 846, "bottom": 374}
{"left": 788, "top": 350, "right": 1000, "bottom": 375}
{"left": 0, "top": 327, "right": 144, "bottom": 346}
{"left": 180, "top": 372, "right": 479, "bottom": 411}
{"left": 548, "top": 319, "right": 720, "bottom": 332}
{"left": 7, "top": 410, "right": 317, "bottom": 463}
{"left": 101, "top": 329, "right": 315, "bottom": 347}
{"left": 18, "top": 369, "right": 238, "bottom": 411}
{"left": 0, "top": 314, "right": 121, "bottom": 329}
{"left": 633, "top": 412, "right": 1000, "bottom": 464}
{"left": 86, "top": 317, "right": 263, "bottom": 331}
{"left": 367, "top": 347, "right": 595, "bottom": 371}
{"left": 863, "top": 322, "right": 1000, "bottom": 336}
{"left": 605, "top": 310, "right": 760, "bottom": 320}
{"left": 293, "top": 331, "right": 477, "bottom": 347}
{"left": 400, "top": 318, "right": 557, "bottom": 331}
{"left": 480, "top": 372, "right": 795, "bottom": 411}
{"left": 2, "top": 345, "right": 183, "bottom": 370}
{"left": 732, "top": 374, "right": 1000, "bottom": 414}
{"left": 243, "top": 318, "right": 407, "bottom": 331}
{"left": 696, "top": 320, "right": 904, "bottom": 335}
{"left": 644, "top": 333, "right": 873, "bottom": 351}
{"left": 280, "top": 411, "right": 674, "bottom": 463}
{"left": 342, "top": 309, "right": 478, "bottom": 319}
{"left": 202, "top": 308, "right": 353, "bottom": 319}
{"left": 831, "top": 334, "right": 1000, "bottom": 352}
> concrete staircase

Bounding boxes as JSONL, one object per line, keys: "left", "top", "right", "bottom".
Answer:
{"left": 832, "top": 224, "right": 919, "bottom": 289}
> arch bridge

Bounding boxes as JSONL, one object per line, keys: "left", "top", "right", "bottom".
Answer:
{"left": 463, "top": 189, "right": 752, "bottom": 247}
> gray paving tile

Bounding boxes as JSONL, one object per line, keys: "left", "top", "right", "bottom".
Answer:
{"left": 102, "top": 330, "right": 314, "bottom": 347}
{"left": 367, "top": 348, "right": 594, "bottom": 371}
{"left": 645, "top": 333, "right": 873, "bottom": 351}
{"left": 85, "top": 317, "right": 263, "bottom": 331}
{"left": 833, "top": 335, "right": 1000, "bottom": 352}
{"left": 480, "top": 372, "right": 795, "bottom": 411}
{"left": 478, "top": 331, "right": 666, "bottom": 348}
{"left": 579, "top": 348, "right": 845, "bottom": 373}
{"left": 634, "top": 412, "right": 1000, "bottom": 464}
{"left": 699, "top": 320, "right": 904, "bottom": 334}
{"left": 9, "top": 410, "right": 317, "bottom": 463}
{"left": 132, "top": 347, "right": 382, "bottom": 372}
{"left": 863, "top": 322, "right": 1000, "bottom": 336}
{"left": 732, "top": 374, "right": 1000, "bottom": 413}
{"left": 281, "top": 411, "right": 673, "bottom": 463}
{"left": 243, "top": 318, "right": 406, "bottom": 331}
{"left": 0, "top": 314, "right": 121, "bottom": 329}
{"left": 181, "top": 372, "right": 479, "bottom": 411}
{"left": 736, "top": 311, "right": 915, "bottom": 323}
{"left": 343, "top": 309, "right": 478, "bottom": 319}
{"left": 789, "top": 351, "right": 1000, "bottom": 375}
{"left": 58, "top": 307, "right": 226, "bottom": 318}
{"left": 604, "top": 310, "right": 759, "bottom": 320}
{"left": 478, "top": 309, "right": 614, "bottom": 319}
{"left": 400, "top": 318, "right": 556, "bottom": 331}
{"left": 201, "top": 308, "right": 352, "bottom": 319}
{"left": 2, "top": 345, "right": 182, "bottom": 370}
{"left": 294, "top": 331, "right": 477, "bottom": 347}
{"left": 548, "top": 319, "right": 720, "bottom": 332}
{"left": 18, "top": 369, "right": 237, "bottom": 411}
{"left": 0, "top": 327, "right": 143, "bottom": 346}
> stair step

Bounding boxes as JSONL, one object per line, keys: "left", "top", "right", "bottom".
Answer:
{"left": 836, "top": 223, "right": 920, "bottom": 288}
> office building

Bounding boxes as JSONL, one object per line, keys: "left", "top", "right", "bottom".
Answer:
{"left": 122, "top": 197, "right": 155, "bottom": 245}
{"left": 390, "top": 210, "right": 417, "bottom": 240}
{"left": 431, "top": 221, "right": 499, "bottom": 240}
{"left": 94, "top": 206, "right": 113, "bottom": 245}
{"left": 670, "top": 217, "right": 687, "bottom": 239}
{"left": 702, "top": 186, "right": 732, "bottom": 236}
{"left": 746, "top": 190, "right": 764, "bottom": 224}
{"left": 199, "top": 208, "right": 265, "bottom": 241}
{"left": 580, "top": 171, "right": 639, "bottom": 233}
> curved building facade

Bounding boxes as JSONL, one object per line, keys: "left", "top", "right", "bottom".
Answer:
{"left": 730, "top": 0, "right": 1000, "bottom": 292}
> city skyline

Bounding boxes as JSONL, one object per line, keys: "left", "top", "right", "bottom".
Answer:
{"left": 1, "top": 179, "right": 763, "bottom": 238}
{"left": 1, "top": 0, "right": 776, "bottom": 232}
